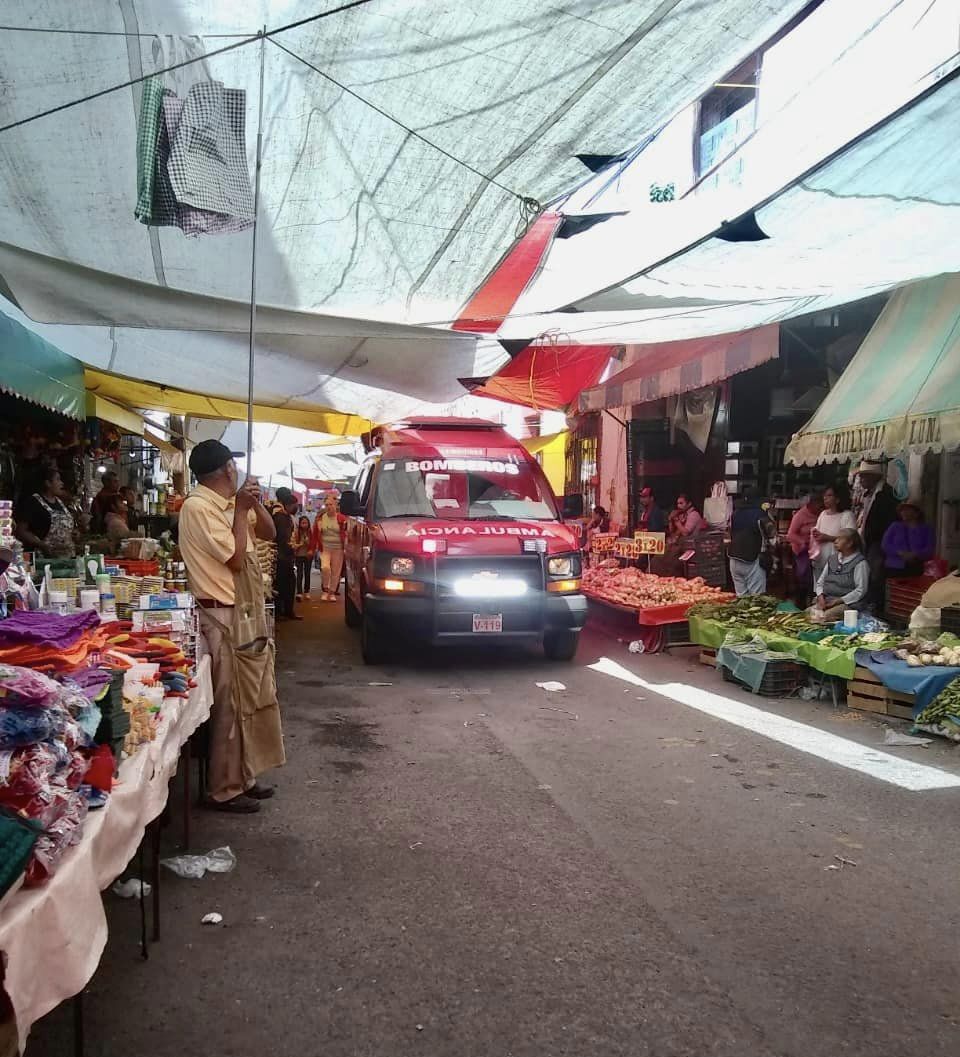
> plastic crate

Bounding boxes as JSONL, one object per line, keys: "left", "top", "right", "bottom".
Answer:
{"left": 885, "top": 576, "right": 937, "bottom": 626}
{"left": 940, "top": 605, "right": 960, "bottom": 635}
{"left": 721, "top": 657, "right": 808, "bottom": 697}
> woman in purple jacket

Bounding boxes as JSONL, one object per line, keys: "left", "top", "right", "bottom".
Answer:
{"left": 881, "top": 503, "right": 935, "bottom": 576}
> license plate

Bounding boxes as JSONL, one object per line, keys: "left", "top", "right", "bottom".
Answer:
{"left": 472, "top": 614, "right": 503, "bottom": 633}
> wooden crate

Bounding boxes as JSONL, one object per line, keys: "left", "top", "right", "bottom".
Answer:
{"left": 699, "top": 647, "right": 718, "bottom": 667}
{"left": 847, "top": 666, "right": 915, "bottom": 720}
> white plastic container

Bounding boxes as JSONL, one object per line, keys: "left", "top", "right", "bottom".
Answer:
{"left": 79, "top": 588, "right": 100, "bottom": 612}
{"left": 49, "top": 589, "right": 69, "bottom": 615}
{"left": 843, "top": 609, "right": 859, "bottom": 629}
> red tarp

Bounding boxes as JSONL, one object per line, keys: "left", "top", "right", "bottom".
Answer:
{"left": 469, "top": 343, "right": 613, "bottom": 410}
{"left": 453, "top": 212, "right": 562, "bottom": 333}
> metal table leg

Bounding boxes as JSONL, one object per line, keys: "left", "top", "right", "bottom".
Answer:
{"left": 181, "top": 742, "right": 191, "bottom": 850}
{"left": 151, "top": 820, "right": 161, "bottom": 943}
{"left": 73, "top": 991, "right": 85, "bottom": 1057}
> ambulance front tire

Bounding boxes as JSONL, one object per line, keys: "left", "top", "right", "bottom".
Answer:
{"left": 543, "top": 629, "right": 579, "bottom": 662}
{"left": 361, "top": 611, "right": 388, "bottom": 665}
{"left": 344, "top": 591, "right": 362, "bottom": 629}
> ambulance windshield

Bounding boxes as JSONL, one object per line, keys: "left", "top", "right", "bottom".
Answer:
{"left": 374, "top": 455, "right": 558, "bottom": 521}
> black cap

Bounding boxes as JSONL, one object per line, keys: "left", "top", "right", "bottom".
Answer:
{"left": 189, "top": 440, "right": 243, "bottom": 477}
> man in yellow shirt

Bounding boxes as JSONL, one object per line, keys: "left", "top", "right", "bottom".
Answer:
{"left": 179, "top": 440, "right": 280, "bottom": 813}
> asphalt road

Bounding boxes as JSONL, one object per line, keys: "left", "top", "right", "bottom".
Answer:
{"left": 29, "top": 598, "right": 960, "bottom": 1056}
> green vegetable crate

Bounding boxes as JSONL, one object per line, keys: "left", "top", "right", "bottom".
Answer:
{"left": 847, "top": 667, "right": 915, "bottom": 720}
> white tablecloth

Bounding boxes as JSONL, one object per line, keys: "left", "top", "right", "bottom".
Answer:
{"left": 0, "top": 655, "right": 212, "bottom": 1050}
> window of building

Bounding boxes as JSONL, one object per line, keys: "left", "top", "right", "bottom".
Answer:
{"left": 695, "top": 54, "right": 759, "bottom": 182}
{"left": 694, "top": 1, "right": 825, "bottom": 185}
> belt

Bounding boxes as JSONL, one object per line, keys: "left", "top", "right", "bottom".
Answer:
{"left": 196, "top": 598, "right": 232, "bottom": 609}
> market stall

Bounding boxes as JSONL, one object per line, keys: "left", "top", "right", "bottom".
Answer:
{"left": 684, "top": 593, "right": 960, "bottom": 737}
{"left": 0, "top": 656, "right": 212, "bottom": 1050}
{"left": 0, "top": 545, "right": 214, "bottom": 1049}
{"left": 583, "top": 538, "right": 733, "bottom": 652}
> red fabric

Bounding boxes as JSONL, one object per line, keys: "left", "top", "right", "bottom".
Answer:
{"left": 453, "top": 212, "right": 562, "bottom": 333}
{"left": 470, "top": 343, "right": 612, "bottom": 410}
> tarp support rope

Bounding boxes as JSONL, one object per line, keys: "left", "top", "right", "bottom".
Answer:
{"left": 268, "top": 37, "right": 534, "bottom": 207}
{"left": 0, "top": 1, "right": 375, "bottom": 135}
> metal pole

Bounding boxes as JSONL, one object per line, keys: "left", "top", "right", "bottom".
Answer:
{"left": 246, "top": 27, "right": 267, "bottom": 474}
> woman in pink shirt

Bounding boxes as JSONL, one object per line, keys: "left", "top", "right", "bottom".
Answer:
{"left": 786, "top": 493, "right": 822, "bottom": 602}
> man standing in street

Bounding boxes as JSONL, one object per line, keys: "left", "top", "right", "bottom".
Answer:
{"left": 273, "top": 487, "right": 301, "bottom": 621}
{"left": 179, "top": 440, "right": 284, "bottom": 814}
{"left": 855, "top": 461, "right": 898, "bottom": 609}
{"left": 89, "top": 469, "right": 120, "bottom": 534}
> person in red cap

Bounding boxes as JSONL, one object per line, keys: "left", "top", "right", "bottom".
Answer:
{"left": 179, "top": 440, "right": 284, "bottom": 814}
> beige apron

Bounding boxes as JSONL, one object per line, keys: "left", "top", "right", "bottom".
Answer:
{"left": 204, "top": 552, "right": 285, "bottom": 784}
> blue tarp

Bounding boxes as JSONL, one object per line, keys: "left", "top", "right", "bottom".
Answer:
{"left": 854, "top": 649, "right": 960, "bottom": 713}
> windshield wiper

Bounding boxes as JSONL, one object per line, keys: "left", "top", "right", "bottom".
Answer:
{"left": 465, "top": 514, "right": 521, "bottom": 521}
{"left": 379, "top": 513, "right": 437, "bottom": 519}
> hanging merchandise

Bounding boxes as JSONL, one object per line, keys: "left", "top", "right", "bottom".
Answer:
{"left": 135, "top": 80, "right": 254, "bottom": 237}
{"left": 668, "top": 387, "right": 718, "bottom": 453}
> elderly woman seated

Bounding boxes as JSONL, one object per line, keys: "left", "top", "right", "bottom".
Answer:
{"left": 807, "top": 528, "right": 869, "bottom": 623}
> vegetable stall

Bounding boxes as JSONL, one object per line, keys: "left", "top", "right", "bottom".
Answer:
{"left": 684, "top": 594, "right": 960, "bottom": 739}
{"left": 582, "top": 559, "right": 732, "bottom": 652}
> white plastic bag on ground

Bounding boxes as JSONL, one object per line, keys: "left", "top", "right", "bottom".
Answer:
{"left": 161, "top": 846, "right": 237, "bottom": 879}
{"left": 882, "top": 728, "right": 932, "bottom": 747}
{"left": 536, "top": 681, "right": 566, "bottom": 692}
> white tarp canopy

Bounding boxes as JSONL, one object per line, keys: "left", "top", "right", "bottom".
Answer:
{"left": 0, "top": 0, "right": 810, "bottom": 421}
{"left": 499, "top": 0, "right": 960, "bottom": 345}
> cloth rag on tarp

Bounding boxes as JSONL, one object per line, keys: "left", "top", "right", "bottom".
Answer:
{"left": 854, "top": 649, "right": 960, "bottom": 713}
{"left": 716, "top": 635, "right": 802, "bottom": 694}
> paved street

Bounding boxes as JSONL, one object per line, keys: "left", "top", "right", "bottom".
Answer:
{"left": 31, "top": 601, "right": 960, "bottom": 1057}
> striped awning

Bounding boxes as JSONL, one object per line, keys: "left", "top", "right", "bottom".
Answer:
{"left": 0, "top": 308, "right": 85, "bottom": 419}
{"left": 786, "top": 274, "right": 960, "bottom": 465}
{"left": 578, "top": 324, "right": 778, "bottom": 411}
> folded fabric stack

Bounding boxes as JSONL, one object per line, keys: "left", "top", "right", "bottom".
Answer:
{"left": 0, "top": 665, "right": 94, "bottom": 887}
{"left": 0, "top": 610, "right": 108, "bottom": 671}
{"left": 135, "top": 78, "right": 255, "bottom": 236}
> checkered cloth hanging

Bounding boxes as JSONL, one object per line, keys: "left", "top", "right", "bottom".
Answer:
{"left": 133, "top": 78, "right": 166, "bottom": 224}
{"left": 137, "top": 81, "right": 254, "bottom": 237}
{"left": 168, "top": 81, "right": 255, "bottom": 220}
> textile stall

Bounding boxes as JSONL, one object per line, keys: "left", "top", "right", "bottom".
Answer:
{"left": 0, "top": 550, "right": 214, "bottom": 1048}
{"left": 0, "top": 656, "right": 212, "bottom": 1051}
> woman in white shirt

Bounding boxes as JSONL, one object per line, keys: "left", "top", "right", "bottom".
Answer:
{"left": 810, "top": 484, "right": 856, "bottom": 577}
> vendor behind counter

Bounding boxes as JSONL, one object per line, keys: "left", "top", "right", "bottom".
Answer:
{"left": 14, "top": 463, "right": 76, "bottom": 558}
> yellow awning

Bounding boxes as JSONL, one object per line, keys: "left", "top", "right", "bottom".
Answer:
{"left": 84, "top": 369, "right": 371, "bottom": 436}
{"left": 85, "top": 391, "right": 144, "bottom": 435}
{"left": 521, "top": 431, "right": 567, "bottom": 494}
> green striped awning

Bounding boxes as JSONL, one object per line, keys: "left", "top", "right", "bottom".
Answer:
{"left": 786, "top": 274, "right": 960, "bottom": 465}
{"left": 0, "top": 308, "right": 85, "bottom": 419}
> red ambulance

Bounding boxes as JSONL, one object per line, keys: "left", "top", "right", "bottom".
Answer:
{"left": 339, "top": 418, "right": 587, "bottom": 664}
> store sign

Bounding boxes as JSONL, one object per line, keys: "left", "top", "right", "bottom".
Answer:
{"left": 633, "top": 531, "right": 666, "bottom": 555}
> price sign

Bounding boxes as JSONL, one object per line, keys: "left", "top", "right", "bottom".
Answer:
{"left": 633, "top": 531, "right": 666, "bottom": 555}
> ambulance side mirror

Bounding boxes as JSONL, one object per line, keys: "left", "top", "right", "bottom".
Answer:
{"left": 339, "top": 489, "right": 362, "bottom": 517}
{"left": 561, "top": 494, "right": 583, "bottom": 519}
